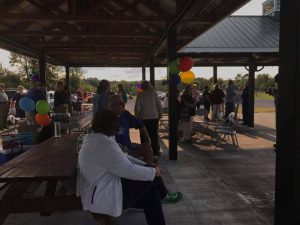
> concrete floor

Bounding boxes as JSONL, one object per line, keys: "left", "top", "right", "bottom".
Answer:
{"left": 3, "top": 106, "right": 276, "bottom": 225}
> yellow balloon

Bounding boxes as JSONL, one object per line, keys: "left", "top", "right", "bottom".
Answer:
{"left": 180, "top": 71, "right": 195, "bottom": 84}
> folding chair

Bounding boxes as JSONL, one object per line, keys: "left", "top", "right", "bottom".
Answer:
{"left": 213, "top": 112, "right": 239, "bottom": 149}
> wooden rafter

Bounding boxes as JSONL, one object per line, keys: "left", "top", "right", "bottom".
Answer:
{"left": 0, "top": 0, "right": 24, "bottom": 14}
{"left": 0, "top": 14, "right": 211, "bottom": 25}
{"left": 139, "top": 0, "right": 172, "bottom": 19}
{"left": 5, "top": 30, "right": 163, "bottom": 38}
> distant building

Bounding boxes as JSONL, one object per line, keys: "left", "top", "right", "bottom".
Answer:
{"left": 263, "top": 0, "right": 280, "bottom": 17}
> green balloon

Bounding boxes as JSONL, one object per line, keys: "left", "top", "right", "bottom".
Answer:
{"left": 169, "top": 60, "right": 179, "bottom": 74}
{"left": 36, "top": 100, "right": 50, "bottom": 115}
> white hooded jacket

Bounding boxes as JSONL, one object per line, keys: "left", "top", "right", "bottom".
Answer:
{"left": 77, "top": 133, "right": 155, "bottom": 217}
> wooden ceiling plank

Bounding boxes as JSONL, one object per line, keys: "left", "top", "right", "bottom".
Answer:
{"left": 0, "top": 0, "right": 24, "bottom": 14}
{"left": 138, "top": 0, "right": 172, "bottom": 19}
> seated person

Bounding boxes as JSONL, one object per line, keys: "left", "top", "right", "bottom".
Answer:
{"left": 77, "top": 110, "right": 167, "bottom": 225}
{"left": 108, "top": 94, "right": 153, "bottom": 163}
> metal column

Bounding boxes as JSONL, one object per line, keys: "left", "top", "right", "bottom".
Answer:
{"left": 167, "top": 28, "right": 178, "bottom": 160}
{"left": 275, "top": 0, "right": 300, "bottom": 224}
{"left": 150, "top": 58, "right": 155, "bottom": 86}
{"left": 213, "top": 66, "right": 218, "bottom": 84}
{"left": 65, "top": 66, "right": 71, "bottom": 95}
{"left": 247, "top": 57, "right": 256, "bottom": 127}
{"left": 39, "top": 54, "right": 46, "bottom": 85}
{"left": 142, "top": 66, "right": 146, "bottom": 81}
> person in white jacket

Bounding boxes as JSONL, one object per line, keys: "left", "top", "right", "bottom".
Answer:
{"left": 134, "top": 81, "right": 162, "bottom": 156}
{"left": 77, "top": 110, "right": 167, "bottom": 225}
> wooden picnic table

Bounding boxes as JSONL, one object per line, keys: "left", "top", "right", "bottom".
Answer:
{"left": 0, "top": 134, "right": 82, "bottom": 225}
{"left": 60, "top": 111, "right": 93, "bottom": 131}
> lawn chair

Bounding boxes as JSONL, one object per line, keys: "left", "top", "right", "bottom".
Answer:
{"left": 213, "top": 112, "right": 239, "bottom": 149}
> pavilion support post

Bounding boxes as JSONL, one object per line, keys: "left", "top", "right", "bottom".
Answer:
{"left": 247, "top": 57, "right": 256, "bottom": 127}
{"left": 213, "top": 66, "right": 218, "bottom": 84}
{"left": 142, "top": 66, "right": 146, "bottom": 81}
{"left": 65, "top": 66, "right": 71, "bottom": 95}
{"left": 275, "top": 0, "right": 300, "bottom": 224}
{"left": 150, "top": 58, "right": 155, "bottom": 86}
{"left": 167, "top": 28, "right": 178, "bottom": 160}
{"left": 39, "top": 54, "right": 46, "bottom": 85}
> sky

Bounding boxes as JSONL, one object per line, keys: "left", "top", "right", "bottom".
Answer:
{"left": 0, "top": 0, "right": 278, "bottom": 81}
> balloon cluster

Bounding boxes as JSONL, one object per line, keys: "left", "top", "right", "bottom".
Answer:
{"left": 19, "top": 97, "right": 51, "bottom": 126}
{"left": 168, "top": 56, "right": 195, "bottom": 85}
{"left": 137, "top": 83, "right": 142, "bottom": 93}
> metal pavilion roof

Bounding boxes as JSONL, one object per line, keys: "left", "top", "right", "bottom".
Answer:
{"left": 179, "top": 16, "right": 279, "bottom": 66}
{"left": 0, "top": 0, "right": 250, "bottom": 67}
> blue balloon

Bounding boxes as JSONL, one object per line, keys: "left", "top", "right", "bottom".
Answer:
{"left": 171, "top": 74, "right": 181, "bottom": 85}
{"left": 19, "top": 97, "right": 35, "bottom": 112}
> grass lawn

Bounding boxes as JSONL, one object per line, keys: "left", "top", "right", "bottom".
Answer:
{"left": 236, "top": 106, "right": 275, "bottom": 114}
{"left": 255, "top": 92, "right": 274, "bottom": 100}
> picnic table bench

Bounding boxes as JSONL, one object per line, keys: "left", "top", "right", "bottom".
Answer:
{"left": 0, "top": 134, "right": 82, "bottom": 225}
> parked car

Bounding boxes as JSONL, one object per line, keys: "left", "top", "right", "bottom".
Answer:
{"left": 47, "top": 90, "right": 55, "bottom": 110}
{"left": 5, "top": 88, "right": 27, "bottom": 100}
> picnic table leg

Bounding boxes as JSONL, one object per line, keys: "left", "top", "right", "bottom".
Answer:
{"left": 0, "top": 182, "right": 31, "bottom": 225}
{"left": 40, "top": 180, "right": 57, "bottom": 216}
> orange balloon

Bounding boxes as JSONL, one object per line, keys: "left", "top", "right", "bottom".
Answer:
{"left": 35, "top": 113, "right": 51, "bottom": 126}
{"left": 180, "top": 71, "right": 195, "bottom": 84}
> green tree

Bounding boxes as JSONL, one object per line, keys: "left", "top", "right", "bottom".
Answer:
{"left": 9, "top": 53, "right": 64, "bottom": 89}
{"left": 70, "top": 67, "right": 84, "bottom": 93}
{"left": 256, "top": 74, "right": 275, "bottom": 91}
{"left": 9, "top": 52, "right": 39, "bottom": 80}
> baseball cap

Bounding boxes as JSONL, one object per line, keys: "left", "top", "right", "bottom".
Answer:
{"left": 31, "top": 73, "right": 40, "bottom": 81}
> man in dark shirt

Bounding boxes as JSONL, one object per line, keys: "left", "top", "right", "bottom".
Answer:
{"left": 54, "top": 81, "right": 68, "bottom": 112}
{"left": 11, "top": 85, "right": 26, "bottom": 118}
{"left": 108, "top": 94, "right": 153, "bottom": 163}
{"left": 26, "top": 74, "right": 46, "bottom": 103}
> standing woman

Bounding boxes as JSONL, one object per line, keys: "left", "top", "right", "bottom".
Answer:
{"left": 134, "top": 81, "right": 162, "bottom": 157}
{"left": 203, "top": 85, "right": 211, "bottom": 121}
{"left": 225, "top": 79, "right": 236, "bottom": 118}
{"left": 54, "top": 81, "right": 68, "bottom": 113}
{"left": 93, "top": 79, "right": 111, "bottom": 116}
{"left": 180, "top": 85, "right": 195, "bottom": 142}
{"left": 118, "top": 84, "right": 128, "bottom": 104}
{"left": 0, "top": 83, "right": 9, "bottom": 129}
{"left": 210, "top": 83, "right": 225, "bottom": 121}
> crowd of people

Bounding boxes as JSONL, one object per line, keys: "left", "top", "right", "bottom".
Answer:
{"left": 177, "top": 80, "right": 250, "bottom": 142}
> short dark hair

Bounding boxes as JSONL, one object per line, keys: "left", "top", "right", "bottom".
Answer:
{"left": 92, "top": 110, "right": 119, "bottom": 133}
{"left": 96, "top": 80, "right": 110, "bottom": 94}
{"left": 141, "top": 81, "right": 151, "bottom": 90}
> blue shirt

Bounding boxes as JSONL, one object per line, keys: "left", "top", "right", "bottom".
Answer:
{"left": 26, "top": 88, "right": 46, "bottom": 103}
{"left": 115, "top": 110, "right": 144, "bottom": 149}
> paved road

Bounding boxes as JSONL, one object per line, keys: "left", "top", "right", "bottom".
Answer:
{"left": 255, "top": 99, "right": 274, "bottom": 108}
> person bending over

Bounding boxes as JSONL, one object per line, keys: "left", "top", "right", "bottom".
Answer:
{"left": 108, "top": 94, "right": 153, "bottom": 163}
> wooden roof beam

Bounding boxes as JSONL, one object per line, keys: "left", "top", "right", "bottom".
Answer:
{"left": 0, "top": 14, "right": 211, "bottom": 25}
{"left": 0, "top": 0, "right": 24, "bottom": 14}
{"left": 31, "top": 42, "right": 150, "bottom": 48}
{"left": 5, "top": 31, "right": 163, "bottom": 38}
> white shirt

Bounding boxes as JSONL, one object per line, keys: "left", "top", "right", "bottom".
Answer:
{"left": 0, "top": 90, "right": 8, "bottom": 103}
{"left": 77, "top": 133, "right": 155, "bottom": 217}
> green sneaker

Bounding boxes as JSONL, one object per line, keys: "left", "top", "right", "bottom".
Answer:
{"left": 162, "top": 191, "right": 183, "bottom": 204}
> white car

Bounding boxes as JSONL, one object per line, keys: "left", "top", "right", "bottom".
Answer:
{"left": 47, "top": 90, "right": 55, "bottom": 110}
